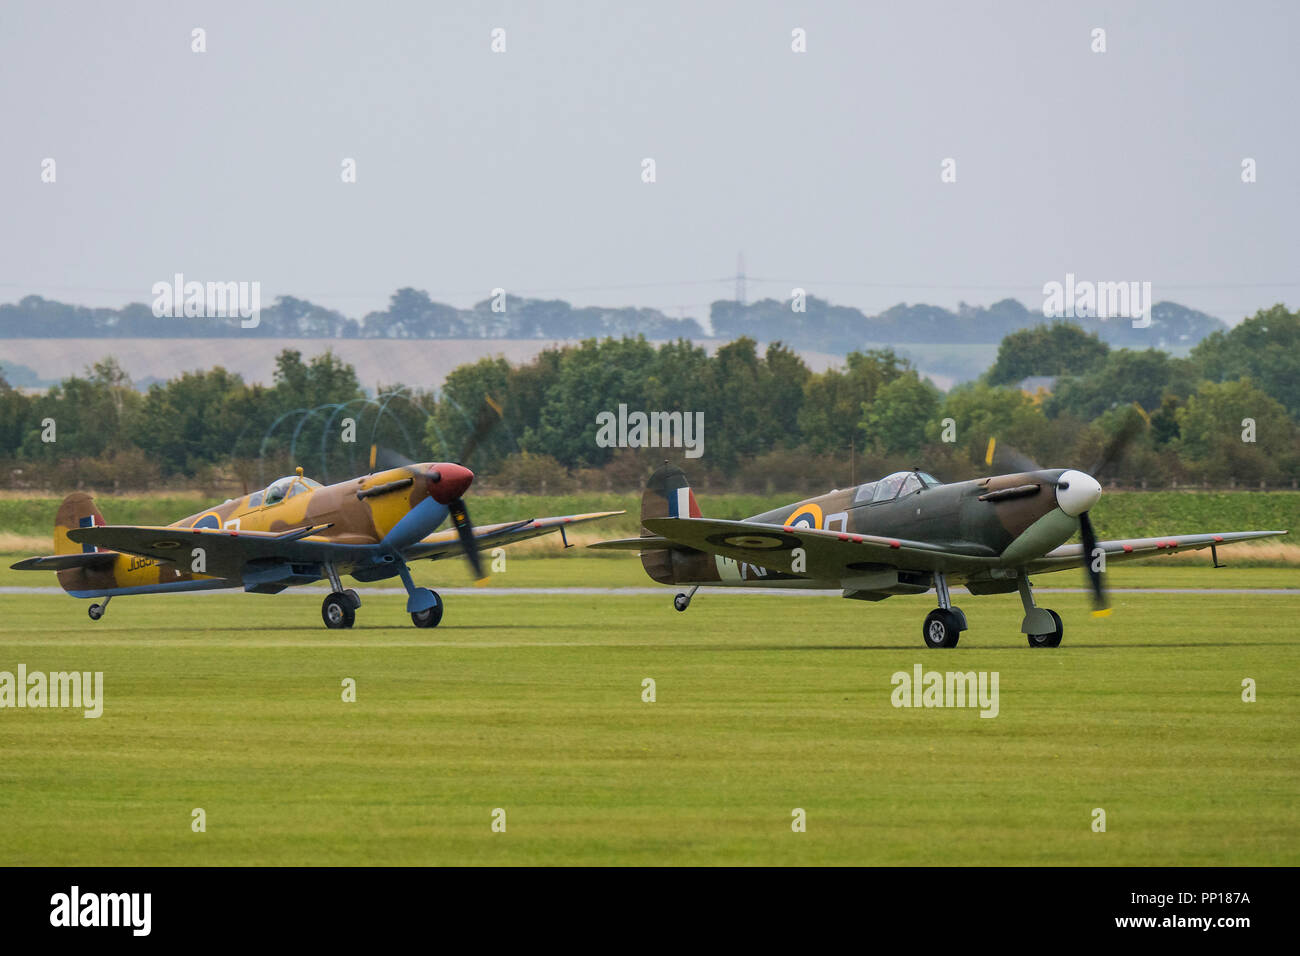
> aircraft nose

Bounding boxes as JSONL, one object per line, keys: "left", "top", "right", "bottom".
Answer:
{"left": 1056, "top": 470, "right": 1102, "bottom": 516}
{"left": 426, "top": 463, "right": 474, "bottom": 504}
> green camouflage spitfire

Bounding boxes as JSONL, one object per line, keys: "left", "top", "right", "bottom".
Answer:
{"left": 593, "top": 463, "right": 1286, "bottom": 648}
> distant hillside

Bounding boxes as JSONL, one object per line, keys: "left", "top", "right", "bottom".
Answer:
{"left": 0, "top": 291, "right": 704, "bottom": 341}
{"left": 0, "top": 360, "right": 42, "bottom": 388}
{"left": 1, "top": 288, "right": 1225, "bottom": 353}
{"left": 711, "top": 296, "right": 1226, "bottom": 352}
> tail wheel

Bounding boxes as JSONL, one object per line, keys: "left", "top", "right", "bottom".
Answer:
{"left": 411, "top": 591, "right": 443, "bottom": 628}
{"left": 922, "top": 608, "right": 962, "bottom": 648}
{"left": 1027, "top": 609, "right": 1064, "bottom": 647}
{"left": 322, "top": 592, "right": 356, "bottom": 630}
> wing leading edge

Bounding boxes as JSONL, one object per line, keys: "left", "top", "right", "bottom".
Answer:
{"left": 1026, "top": 529, "right": 1287, "bottom": 573}
{"left": 407, "top": 511, "right": 625, "bottom": 561}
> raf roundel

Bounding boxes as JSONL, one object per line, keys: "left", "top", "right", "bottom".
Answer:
{"left": 705, "top": 531, "right": 800, "bottom": 551}
{"left": 785, "top": 503, "right": 823, "bottom": 530}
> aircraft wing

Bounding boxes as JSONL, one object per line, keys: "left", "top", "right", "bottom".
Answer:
{"left": 1026, "top": 529, "right": 1287, "bottom": 573}
{"left": 406, "top": 511, "right": 625, "bottom": 562}
{"left": 641, "top": 516, "right": 1000, "bottom": 576}
{"left": 10, "top": 551, "right": 120, "bottom": 572}
{"left": 65, "top": 523, "right": 357, "bottom": 579}
{"left": 587, "top": 535, "right": 674, "bottom": 551}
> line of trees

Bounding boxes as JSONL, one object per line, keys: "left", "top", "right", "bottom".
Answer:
{"left": 1, "top": 306, "right": 1296, "bottom": 494}
{"left": 0, "top": 291, "right": 705, "bottom": 342}
{"left": 713, "top": 296, "right": 1224, "bottom": 352}
{"left": 1, "top": 290, "right": 1223, "bottom": 353}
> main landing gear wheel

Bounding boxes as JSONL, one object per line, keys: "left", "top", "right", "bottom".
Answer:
{"left": 411, "top": 590, "right": 443, "bottom": 628}
{"left": 673, "top": 585, "right": 699, "bottom": 612}
{"left": 322, "top": 591, "right": 356, "bottom": 629}
{"left": 1027, "top": 609, "right": 1064, "bottom": 648}
{"left": 922, "top": 608, "right": 963, "bottom": 648}
{"left": 87, "top": 603, "right": 105, "bottom": 621}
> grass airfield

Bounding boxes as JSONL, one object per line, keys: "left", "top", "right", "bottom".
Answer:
{"left": 0, "top": 554, "right": 1296, "bottom": 866}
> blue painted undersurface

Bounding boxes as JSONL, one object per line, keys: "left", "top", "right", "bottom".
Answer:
{"left": 69, "top": 578, "right": 235, "bottom": 598}
{"left": 382, "top": 496, "right": 449, "bottom": 551}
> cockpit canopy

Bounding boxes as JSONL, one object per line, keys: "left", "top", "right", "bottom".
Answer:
{"left": 853, "top": 470, "right": 940, "bottom": 504}
{"left": 256, "top": 474, "right": 323, "bottom": 507}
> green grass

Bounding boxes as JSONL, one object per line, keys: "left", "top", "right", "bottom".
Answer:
{"left": 0, "top": 494, "right": 221, "bottom": 535}
{"left": 1088, "top": 491, "right": 1299, "bottom": 541}
{"left": 0, "top": 564, "right": 1296, "bottom": 865}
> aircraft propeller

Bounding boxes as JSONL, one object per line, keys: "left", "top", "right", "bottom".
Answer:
{"left": 1076, "top": 508, "right": 1109, "bottom": 615}
{"left": 985, "top": 409, "right": 1147, "bottom": 618}
{"left": 448, "top": 496, "right": 483, "bottom": 580}
{"left": 367, "top": 445, "right": 485, "bottom": 581}
{"left": 364, "top": 395, "right": 506, "bottom": 582}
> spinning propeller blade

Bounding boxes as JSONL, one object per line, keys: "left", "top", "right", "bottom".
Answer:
{"left": 458, "top": 395, "right": 505, "bottom": 465}
{"left": 1089, "top": 406, "right": 1147, "bottom": 479}
{"left": 987, "top": 440, "right": 1045, "bottom": 475}
{"left": 449, "top": 497, "right": 484, "bottom": 581}
{"left": 1077, "top": 510, "right": 1110, "bottom": 616}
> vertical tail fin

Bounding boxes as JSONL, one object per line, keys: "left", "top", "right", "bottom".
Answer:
{"left": 641, "top": 463, "right": 701, "bottom": 525}
{"left": 639, "top": 464, "right": 700, "bottom": 584}
{"left": 54, "top": 492, "right": 106, "bottom": 556}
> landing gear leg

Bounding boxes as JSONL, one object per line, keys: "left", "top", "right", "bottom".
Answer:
{"left": 1018, "top": 572, "right": 1063, "bottom": 647}
{"left": 87, "top": 595, "right": 111, "bottom": 621}
{"left": 674, "top": 585, "right": 699, "bottom": 612}
{"left": 921, "top": 571, "right": 966, "bottom": 648}
{"left": 396, "top": 559, "right": 442, "bottom": 628}
{"left": 325, "top": 564, "right": 361, "bottom": 609}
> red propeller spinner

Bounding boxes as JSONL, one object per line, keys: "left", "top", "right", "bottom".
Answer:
{"left": 425, "top": 463, "right": 474, "bottom": 504}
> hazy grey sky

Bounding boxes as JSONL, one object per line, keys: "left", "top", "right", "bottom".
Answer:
{"left": 1, "top": 0, "right": 1296, "bottom": 325}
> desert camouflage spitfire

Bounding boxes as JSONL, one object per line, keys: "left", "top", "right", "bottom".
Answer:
{"left": 592, "top": 463, "right": 1286, "bottom": 648}
{"left": 13, "top": 462, "right": 621, "bottom": 629}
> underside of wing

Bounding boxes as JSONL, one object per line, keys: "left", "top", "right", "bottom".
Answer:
{"left": 641, "top": 516, "right": 999, "bottom": 580}
{"left": 407, "top": 511, "right": 625, "bottom": 562}
{"left": 1027, "top": 529, "right": 1287, "bottom": 573}
{"left": 586, "top": 535, "right": 673, "bottom": 551}
{"left": 10, "top": 551, "right": 120, "bottom": 572}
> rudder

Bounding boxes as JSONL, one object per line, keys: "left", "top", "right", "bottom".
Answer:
{"left": 639, "top": 464, "right": 701, "bottom": 584}
{"left": 641, "top": 464, "right": 701, "bottom": 524}
{"left": 54, "top": 492, "right": 106, "bottom": 556}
